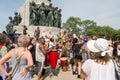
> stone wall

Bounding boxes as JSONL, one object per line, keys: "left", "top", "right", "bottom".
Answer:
{"left": 14, "top": 26, "right": 61, "bottom": 37}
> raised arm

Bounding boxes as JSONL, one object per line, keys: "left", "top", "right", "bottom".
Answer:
{"left": 27, "top": 44, "right": 33, "bottom": 50}
{"left": 39, "top": 45, "right": 51, "bottom": 55}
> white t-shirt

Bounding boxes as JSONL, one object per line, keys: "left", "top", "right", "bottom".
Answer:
{"left": 82, "top": 59, "right": 116, "bottom": 80}
{"left": 49, "top": 41, "right": 54, "bottom": 48}
{"left": 36, "top": 42, "right": 45, "bottom": 62}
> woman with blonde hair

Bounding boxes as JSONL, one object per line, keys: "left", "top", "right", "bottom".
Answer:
{"left": 81, "top": 38, "right": 117, "bottom": 80}
{"left": 0, "top": 35, "right": 33, "bottom": 80}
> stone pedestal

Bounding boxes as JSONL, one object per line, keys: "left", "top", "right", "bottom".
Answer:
{"left": 14, "top": 0, "right": 62, "bottom": 38}
{"left": 14, "top": 26, "right": 61, "bottom": 37}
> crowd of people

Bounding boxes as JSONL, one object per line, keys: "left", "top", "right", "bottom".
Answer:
{"left": 0, "top": 29, "right": 120, "bottom": 80}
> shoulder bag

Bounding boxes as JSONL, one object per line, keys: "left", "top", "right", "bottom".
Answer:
{"left": 6, "top": 50, "right": 26, "bottom": 80}
{"left": 112, "top": 59, "right": 120, "bottom": 80}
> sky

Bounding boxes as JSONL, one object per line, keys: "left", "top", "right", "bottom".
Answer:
{"left": 0, "top": 0, "right": 120, "bottom": 32}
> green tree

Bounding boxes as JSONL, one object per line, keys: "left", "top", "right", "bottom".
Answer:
{"left": 84, "top": 25, "right": 118, "bottom": 39}
{"left": 116, "top": 29, "right": 120, "bottom": 38}
{"left": 62, "top": 16, "right": 120, "bottom": 39}
{"left": 81, "top": 20, "right": 96, "bottom": 29}
{"left": 62, "top": 16, "right": 81, "bottom": 34}
{"left": 101, "top": 26, "right": 115, "bottom": 38}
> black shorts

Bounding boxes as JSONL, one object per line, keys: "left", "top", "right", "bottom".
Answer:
{"left": 74, "top": 55, "right": 82, "bottom": 61}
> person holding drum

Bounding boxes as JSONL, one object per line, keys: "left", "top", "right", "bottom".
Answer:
{"left": 48, "top": 38, "right": 58, "bottom": 69}
{"left": 60, "top": 42, "right": 69, "bottom": 71}
{"left": 36, "top": 37, "right": 52, "bottom": 80}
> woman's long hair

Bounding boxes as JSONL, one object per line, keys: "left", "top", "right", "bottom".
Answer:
{"left": 90, "top": 52, "right": 110, "bottom": 64}
{"left": 72, "top": 38, "right": 78, "bottom": 50}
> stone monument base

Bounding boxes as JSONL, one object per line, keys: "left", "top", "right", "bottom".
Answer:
{"left": 14, "top": 26, "right": 61, "bottom": 37}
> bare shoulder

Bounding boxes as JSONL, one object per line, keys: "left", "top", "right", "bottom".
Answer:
{"left": 8, "top": 48, "right": 16, "bottom": 55}
{"left": 2, "top": 48, "right": 16, "bottom": 59}
{"left": 39, "top": 44, "right": 44, "bottom": 49}
{"left": 23, "top": 50, "right": 32, "bottom": 59}
{"left": 25, "top": 50, "right": 31, "bottom": 55}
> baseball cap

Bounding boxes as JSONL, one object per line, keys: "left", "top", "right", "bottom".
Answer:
{"left": 87, "top": 38, "right": 108, "bottom": 52}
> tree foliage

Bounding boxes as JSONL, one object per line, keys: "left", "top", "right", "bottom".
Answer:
{"left": 62, "top": 16, "right": 81, "bottom": 34}
{"left": 62, "top": 16, "right": 120, "bottom": 39}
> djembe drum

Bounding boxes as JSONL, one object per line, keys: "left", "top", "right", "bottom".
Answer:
{"left": 60, "top": 57, "right": 69, "bottom": 71}
{"left": 49, "top": 51, "right": 58, "bottom": 69}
